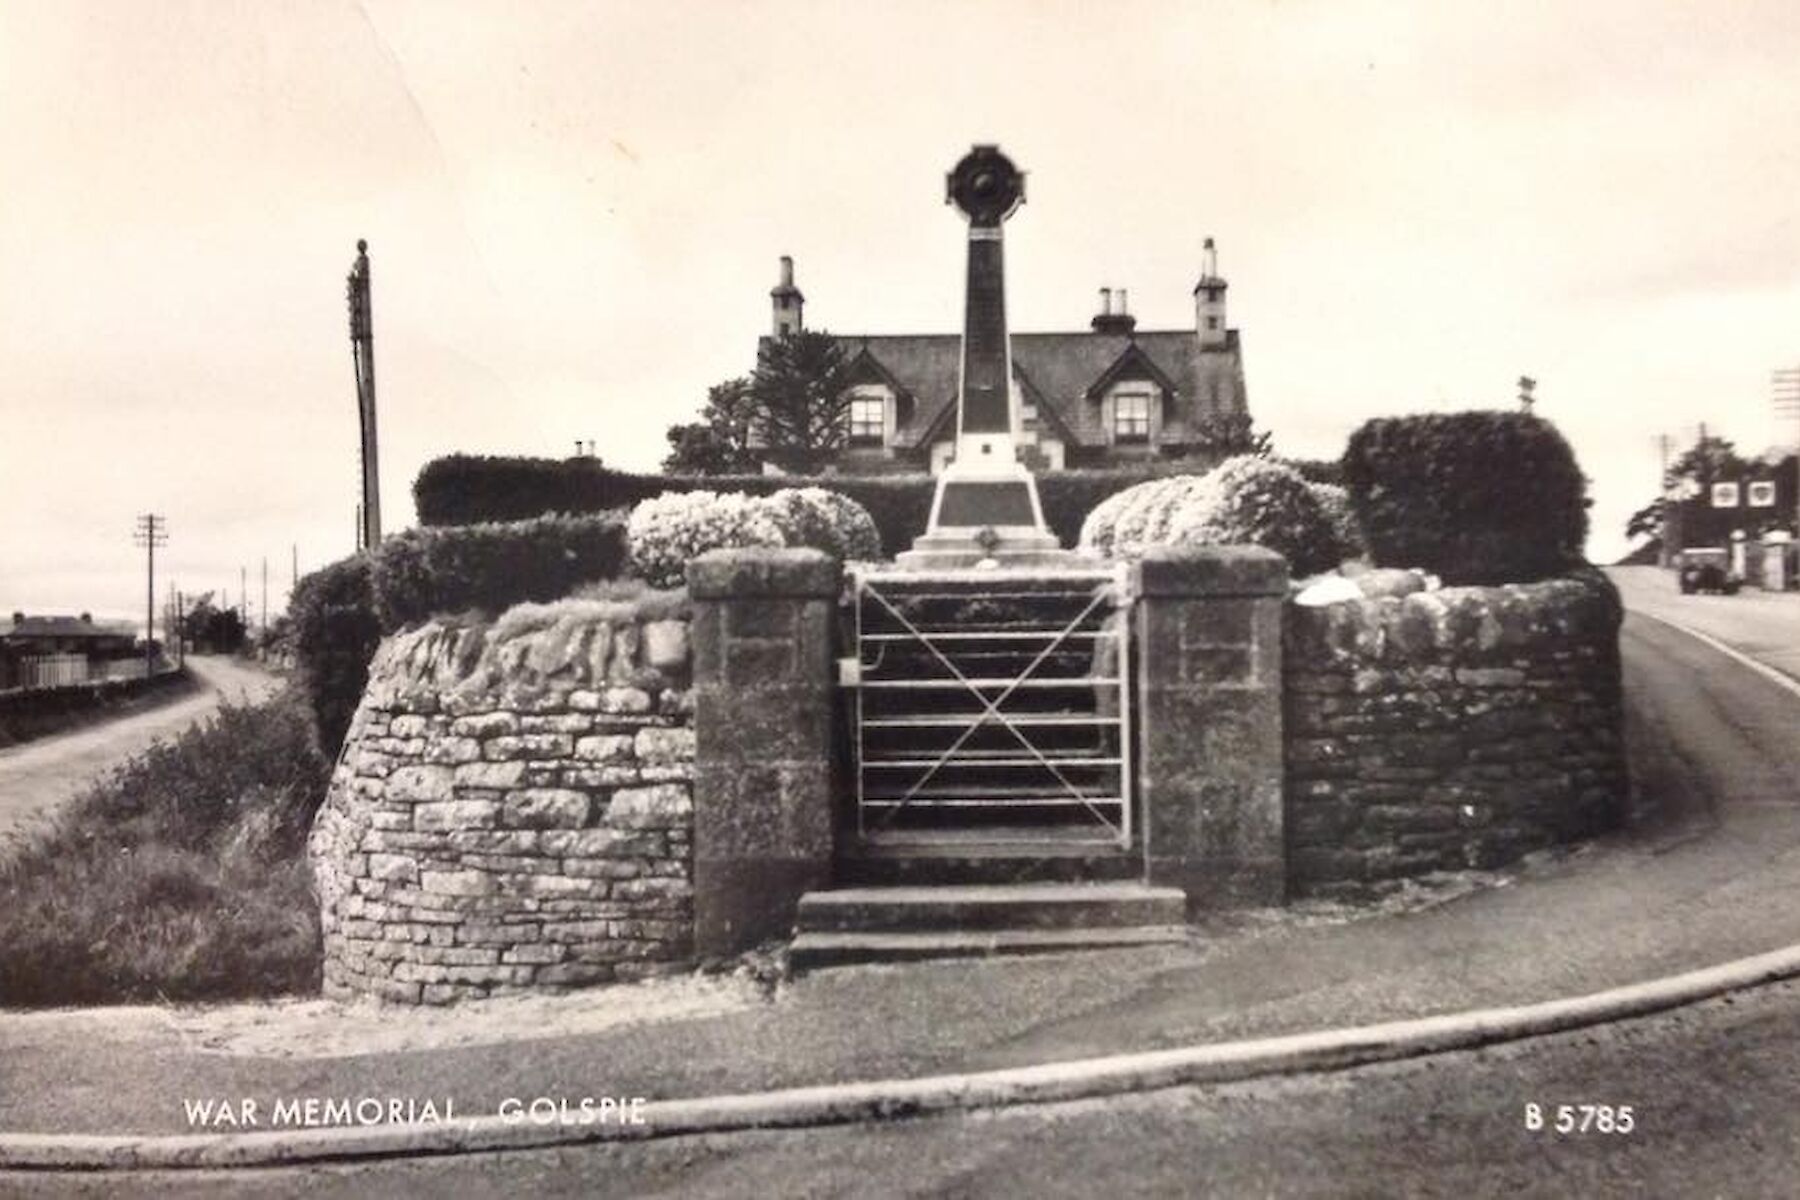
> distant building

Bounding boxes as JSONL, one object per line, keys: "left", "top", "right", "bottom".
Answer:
{"left": 0, "top": 613, "right": 139, "bottom": 690}
{"left": 1665, "top": 448, "right": 1799, "bottom": 553}
{"left": 759, "top": 240, "right": 1251, "bottom": 475}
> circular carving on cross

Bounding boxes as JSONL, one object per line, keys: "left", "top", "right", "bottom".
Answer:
{"left": 948, "top": 145, "right": 1024, "bottom": 228}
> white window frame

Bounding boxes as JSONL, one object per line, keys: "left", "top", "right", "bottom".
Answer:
{"left": 1711, "top": 482, "right": 1741, "bottom": 508}
{"left": 1113, "top": 391, "right": 1152, "bottom": 443}
{"left": 847, "top": 395, "right": 885, "bottom": 446}
{"left": 1748, "top": 480, "right": 1777, "bottom": 508}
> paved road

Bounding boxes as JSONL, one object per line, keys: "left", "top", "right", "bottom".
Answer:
{"left": 18, "top": 978, "right": 1800, "bottom": 1199}
{"left": 0, "top": 656, "right": 280, "bottom": 847}
{"left": 1610, "top": 565, "right": 1800, "bottom": 683}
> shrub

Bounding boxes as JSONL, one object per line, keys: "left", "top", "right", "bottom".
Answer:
{"left": 290, "top": 554, "right": 381, "bottom": 758}
{"left": 1309, "top": 482, "right": 1365, "bottom": 560}
{"left": 626, "top": 490, "right": 786, "bottom": 587}
{"left": 371, "top": 512, "right": 628, "bottom": 631}
{"left": 759, "top": 487, "right": 883, "bottom": 561}
{"left": 1077, "top": 484, "right": 1141, "bottom": 557}
{"left": 0, "top": 692, "right": 330, "bottom": 1005}
{"left": 1165, "top": 455, "right": 1342, "bottom": 577}
{"left": 1342, "top": 411, "right": 1589, "bottom": 584}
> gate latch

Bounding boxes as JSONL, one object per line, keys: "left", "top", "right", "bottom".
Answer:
{"left": 837, "top": 656, "right": 862, "bottom": 687}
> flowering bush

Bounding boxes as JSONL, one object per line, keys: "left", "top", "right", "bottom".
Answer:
{"left": 625, "top": 487, "right": 882, "bottom": 587}
{"left": 625, "top": 490, "right": 785, "bottom": 587}
{"left": 1308, "top": 482, "right": 1364, "bottom": 562}
{"left": 1080, "top": 475, "right": 1212, "bottom": 558}
{"left": 759, "top": 487, "right": 882, "bottom": 562}
{"left": 1079, "top": 457, "right": 1343, "bottom": 577}
{"left": 1077, "top": 484, "right": 1140, "bottom": 557}
{"left": 1165, "top": 455, "right": 1342, "bottom": 577}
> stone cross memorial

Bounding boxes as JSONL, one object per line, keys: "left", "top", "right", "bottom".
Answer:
{"left": 899, "top": 145, "right": 1068, "bottom": 568}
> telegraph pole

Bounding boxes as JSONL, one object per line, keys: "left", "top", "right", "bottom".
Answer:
{"left": 133, "top": 514, "right": 167, "bottom": 678}
{"left": 1776, "top": 367, "right": 1800, "bottom": 537}
{"left": 261, "top": 557, "right": 268, "bottom": 635}
{"left": 1518, "top": 376, "right": 1537, "bottom": 413}
{"left": 347, "top": 240, "right": 382, "bottom": 551}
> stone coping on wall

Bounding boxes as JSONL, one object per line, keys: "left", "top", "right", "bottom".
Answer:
{"left": 1283, "top": 568, "right": 1626, "bottom": 899}
{"left": 309, "top": 595, "right": 696, "bottom": 1005}
{"left": 1285, "top": 568, "right": 1623, "bottom": 668}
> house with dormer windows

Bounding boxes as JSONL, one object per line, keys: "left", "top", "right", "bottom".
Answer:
{"left": 760, "top": 240, "right": 1250, "bottom": 475}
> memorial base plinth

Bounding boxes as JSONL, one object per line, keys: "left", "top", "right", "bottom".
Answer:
{"left": 895, "top": 528, "right": 1077, "bottom": 570}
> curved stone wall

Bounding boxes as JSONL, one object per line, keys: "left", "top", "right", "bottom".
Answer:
{"left": 1283, "top": 570, "right": 1626, "bottom": 899}
{"left": 309, "top": 599, "right": 695, "bottom": 1004}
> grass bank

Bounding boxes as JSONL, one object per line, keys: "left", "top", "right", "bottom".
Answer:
{"left": 0, "top": 690, "right": 330, "bottom": 1007}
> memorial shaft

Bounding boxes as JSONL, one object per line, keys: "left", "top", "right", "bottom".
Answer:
{"left": 959, "top": 230, "right": 1011, "bottom": 436}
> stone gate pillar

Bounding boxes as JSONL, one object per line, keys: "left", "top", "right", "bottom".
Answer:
{"left": 688, "top": 548, "right": 840, "bottom": 957}
{"left": 1133, "top": 545, "right": 1287, "bottom": 913}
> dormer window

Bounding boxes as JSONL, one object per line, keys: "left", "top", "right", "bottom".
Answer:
{"left": 1114, "top": 391, "right": 1151, "bottom": 443}
{"left": 848, "top": 395, "right": 885, "bottom": 445}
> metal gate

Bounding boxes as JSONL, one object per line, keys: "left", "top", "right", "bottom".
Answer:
{"left": 843, "top": 565, "right": 1135, "bottom": 848}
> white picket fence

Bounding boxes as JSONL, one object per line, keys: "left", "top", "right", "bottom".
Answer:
{"left": 6, "top": 655, "right": 174, "bottom": 692}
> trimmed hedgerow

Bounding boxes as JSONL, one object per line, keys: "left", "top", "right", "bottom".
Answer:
{"left": 415, "top": 456, "right": 932, "bottom": 558}
{"left": 371, "top": 512, "right": 629, "bottom": 631}
{"left": 290, "top": 554, "right": 382, "bottom": 759}
{"left": 1342, "top": 411, "right": 1589, "bottom": 584}
{"left": 413, "top": 454, "right": 1251, "bottom": 556}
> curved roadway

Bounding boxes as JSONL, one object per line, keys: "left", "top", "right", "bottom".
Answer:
{"left": 0, "top": 656, "right": 280, "bottom": 848}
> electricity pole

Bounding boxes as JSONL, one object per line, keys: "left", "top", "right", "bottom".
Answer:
{"left": 1518, "top": 376, "right": 1537, "bottom": 413}
{"left": 1776, "top": 367, "right": 1799, "bottom": 537}
{"left": 347, "top": 240, "right": 381, "bottom": 551}
{"left": 133, "top": 514, "right": 166, "bottom": 678}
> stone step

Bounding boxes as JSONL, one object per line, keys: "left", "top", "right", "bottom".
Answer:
{"left": 789, "top": 925, "right": 1188, "bottom": 970}
{"left": 796, "top": 882, "right": 1186, "bottom": 934}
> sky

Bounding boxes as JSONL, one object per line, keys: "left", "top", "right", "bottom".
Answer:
{"left": 3, "top": 0, "right": 1798, "bottom": 630}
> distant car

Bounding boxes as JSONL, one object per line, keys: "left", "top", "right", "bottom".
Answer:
{"left": 1678, "top": 553, "right": 1740, "bottom": 595}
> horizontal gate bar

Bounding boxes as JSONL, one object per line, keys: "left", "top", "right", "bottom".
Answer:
{"left": 859, "top": 677, "right": 1120, "bottom": 690}
{"left": 863, "top": 714, "right": 1122, "bottom": 728}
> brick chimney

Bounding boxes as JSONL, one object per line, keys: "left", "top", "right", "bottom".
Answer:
{"left": 771, "top": 255, "right": 804, "bottom": 338}
{"left": 1090, "top": 285, "right": 1137, "bottom": 335}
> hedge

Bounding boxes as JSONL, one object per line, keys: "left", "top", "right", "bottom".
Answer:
{"left": 290, "top": 554, "right": 382, "bottom": 759}
{"left": 292, "top": 515, "right": 634, "bottom": 756}
{"left": 371, "top": 512, "right": 629, "bottom": 631}
{"left": 414, "top": 454, "right": 1247, "bottom": 554}
{"left": 1341, "top": 411, "right": 1589, "bottom": 585}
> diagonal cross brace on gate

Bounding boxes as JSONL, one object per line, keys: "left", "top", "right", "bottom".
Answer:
{"left": 847, "top": 566, "right": 1135, "bottom": 846}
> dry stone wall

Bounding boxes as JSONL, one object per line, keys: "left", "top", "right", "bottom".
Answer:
{"left": 309, "top": 600, "right": 695, "bottom": 1004}
{"left": 1283, "top": 570, "right": 1626, "bottom": 899}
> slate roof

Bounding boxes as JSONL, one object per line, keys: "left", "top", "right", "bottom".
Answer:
{"left": 827, "top": 328, "right": 1244, "bottom": 449}
{"left": 3, "top": 616, "right": 136, "bottom": 642}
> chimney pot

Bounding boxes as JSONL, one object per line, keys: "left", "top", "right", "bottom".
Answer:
{"left": 779, "top": 255, "right": 794, "bottom": 288}
{"left": 1099, "top": 286, "right": 1112, "bottom": 315}
{"left": 1118, "top": 288, "right": 1129, "bottom": 315}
